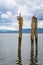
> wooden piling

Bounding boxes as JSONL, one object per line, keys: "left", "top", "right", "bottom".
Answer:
{"left": 31, "top": 16, "right": 38, "bottom": 51}
{"left": 16, "top": 13, "right": 23, "bottom": 65}
{"left": 30, "top": 16, "right": 38, "bottom": 65}
{"left": 17, "top": 13, "right": 23, "bottom": 51}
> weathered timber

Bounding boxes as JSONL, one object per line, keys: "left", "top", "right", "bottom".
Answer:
{"left": 31, "top": 16, "right": 38, "bottom": 51}
{"left": 16, "top": 13, "right": 23, "bottom": 65}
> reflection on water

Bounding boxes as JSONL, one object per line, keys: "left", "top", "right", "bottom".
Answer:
{"left": 30, "top": 46, "right": 38, "bottom": 65}
{"left": 30, "top": 38, "right": 38, "bottom": 65}
{"left": 16, "top": 46, "right": 22, "bottom": 65}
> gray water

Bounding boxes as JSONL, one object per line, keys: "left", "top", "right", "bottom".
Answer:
{"left": 0, "top": 33, "right": 43, "bottom": 65}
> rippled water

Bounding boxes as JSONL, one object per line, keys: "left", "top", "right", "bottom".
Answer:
{"left": 0, "top": 33, "right": 43, "bottom": 65}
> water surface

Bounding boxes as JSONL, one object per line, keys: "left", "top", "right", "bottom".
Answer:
{"left": 0, "top": 33, "right": 43, "bottom": 65}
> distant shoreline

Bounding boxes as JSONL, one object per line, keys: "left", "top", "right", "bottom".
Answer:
{"left": 0, "top": 32, "right": 43, "bottom": 34}
{"left": 0, "top": 28, "right": 43, "bottom": 33}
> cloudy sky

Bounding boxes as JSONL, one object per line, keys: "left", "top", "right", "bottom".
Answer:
{"left": 0, "top": 0, "right": 43, "bottom": 30}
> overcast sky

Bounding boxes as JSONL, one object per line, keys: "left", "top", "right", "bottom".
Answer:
{"left": 0, "top": 0, "right": 43, "bottom": 30}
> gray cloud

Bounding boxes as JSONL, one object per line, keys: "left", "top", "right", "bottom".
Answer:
{"left": 0, "top": 0, "right": 43, "bottom": 28}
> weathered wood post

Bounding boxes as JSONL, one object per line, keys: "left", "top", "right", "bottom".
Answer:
{"left": 31, "top": 16, "right": 38, "bottom": 52}
{"left": 17, "top": 13, "right": 23, "bottom": 65}
{"left": 35, "top": 17, "right": 38, "bottom": 52}
{"left": 17, "top": 13, "right": 23, "bottom": 52}
{"left": 31, "top": 16, "right": 35, "bottom": 52}
{"left": 30, "top": 16, "right": 38, "bottom": 65}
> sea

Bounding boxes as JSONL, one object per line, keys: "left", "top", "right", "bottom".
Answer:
{"left": 0, "top": 33, "right": 43, "bottom": 65}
